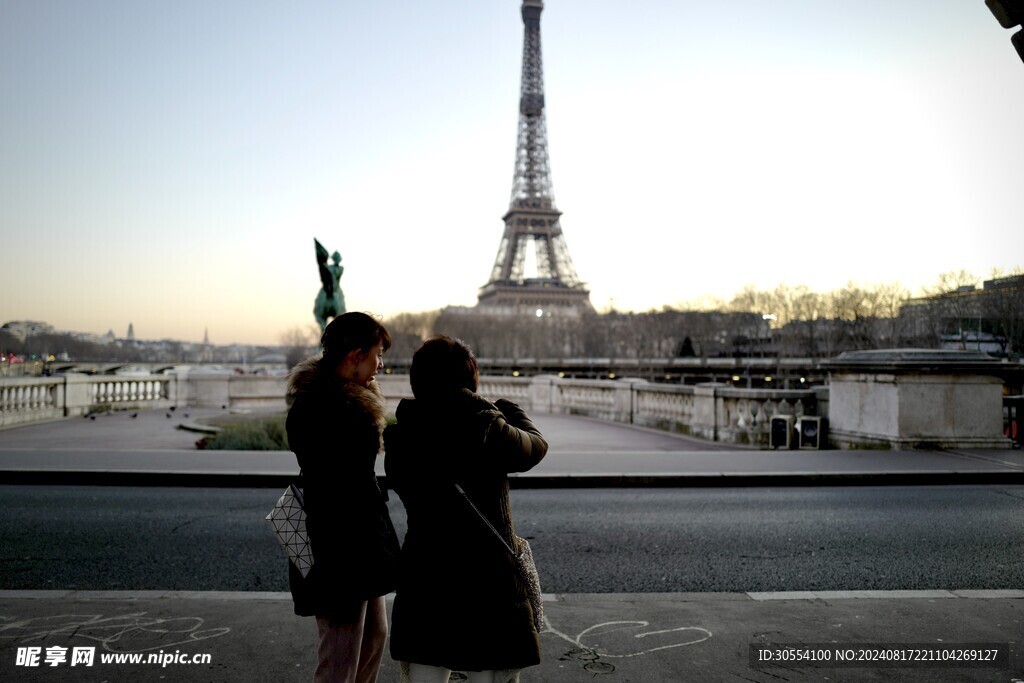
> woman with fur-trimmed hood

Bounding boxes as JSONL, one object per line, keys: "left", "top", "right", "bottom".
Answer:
{"left": 285, "top": 312, "right": 400, "bottom": 683}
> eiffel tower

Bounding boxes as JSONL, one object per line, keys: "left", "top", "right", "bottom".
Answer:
{"left": 477, "top": 0, "right": 592, "bottom": 316}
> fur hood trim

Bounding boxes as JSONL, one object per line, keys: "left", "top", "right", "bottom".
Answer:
{"left": 287, "top": 356, "right": 327, "bottom": 398}
{"left": 287, "top": 356, "right": 387, "bottom": 434}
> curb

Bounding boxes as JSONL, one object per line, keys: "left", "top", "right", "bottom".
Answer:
{"left": 507, "top": 471, "right": 1024, "bottom": 487}
{"left": 2, "top": 470, "right": 1023, "bottom": 488}
{"left": 176, "top": 422, "right": 220, "bottom": 435}
{"left": 2, "top": 589, "right": 1022, "bottom": 601}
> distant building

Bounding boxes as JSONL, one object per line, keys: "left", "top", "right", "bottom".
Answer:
{"left": 900, "top": 274, "right": 1024, "bottom": 355}
{"left": 199, "top": 327, "right": 214, "bottom": 362}
{"left": 1, "top": 321, "right": 55, "bottom": 342}
{"left": 68, "top": 330, "right": 109, "bottom": 345}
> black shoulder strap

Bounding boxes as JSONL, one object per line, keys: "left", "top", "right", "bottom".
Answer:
{"left": 454, "top": 483, "right": 519, "bottom": 558}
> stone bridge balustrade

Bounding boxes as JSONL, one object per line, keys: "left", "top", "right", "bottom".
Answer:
{"left": 0, "top": 373, "right": 176, "bottom": 428}
{"left": 482, "top": 376, "right": 822, "bottom": 447}
{"left": 4, "top": 352, "right": 1016, "bottom": 449}
{"left": 91, "top": 378, "right": 169, "bottom": 405}
{"left": 0, "top": 377, "right": 63, "bottom": 428}
{"left": 636, "top": 384, "right": 697, "bottom": 421}
{"left": 479, "top": 376, "right": 533, "bottom": 407}
{"left": 633, "top": 383, "right": 696, "bottom": 433}
{"left": 550, "top": 379, "right": 618, "bottom": 420}
{"left": 375, "top": 374, "right": 539, "bottom": 416}
{"left": 0, "top": 370, "right": 822, "bottom": 446}
{"left": 712, "top": 386, "right": 820, "bottom": 446}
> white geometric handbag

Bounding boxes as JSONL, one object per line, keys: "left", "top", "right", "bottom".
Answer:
{"left": 266, "top": 483, "right": 315, "bottom": 578}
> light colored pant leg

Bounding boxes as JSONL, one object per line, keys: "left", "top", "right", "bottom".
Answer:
{"left": 405, "top": 662, "right": 451, "bottom": 683}
{"left": 402, "top": 662, "right": 516, "bottom": 683}
{"left": 355, "top": 597, "right": 388, "bottom": 683}
{"left": 314, "top": 598, "right": 388, "bottom": 683}
{"left": 315, "top": 606, "right": 365, "bottom": 683}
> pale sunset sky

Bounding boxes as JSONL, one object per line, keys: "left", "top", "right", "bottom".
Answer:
{"left": 2, "top": 0, "right": 1022, "bottom": 345}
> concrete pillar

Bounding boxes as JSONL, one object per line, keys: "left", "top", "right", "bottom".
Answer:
{"left": 612, "top": 379, "right": 645, "bottom": 424}
{"left": 164, "top": 373, "right": 180, "bottom": 406}
{"left": 529, "top": 375, "right": 556, "bottom": 414}
{"left": 185, "top": 370, "right": 232, "bottom": 409}
{"left": 63, "top": 373, "right": 94, "bottom": 417}
{"left": 814, "top": 385, "right": 830, "bottom": 421}
{"left": 824, "top": 349, "right": 1013, "bottom": 449}
{"left": 692, "top": 382, "right": 725, "bottom": 441}
{"left": 171, "top": 367, "right": 192, "bottom": 408}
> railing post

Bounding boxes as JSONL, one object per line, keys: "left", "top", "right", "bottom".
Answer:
{"left": 612, "top": 379, "right": 642, "bottom": 424}
{"left": 814, "top": 385, "right": 830, "bottom": 422}
{"left": 63, "top": 373, "right": 93, "bottom": 417}
{"left": 693, "top": 382, "right": 724, "bottom": 441}
{"left": 550, "top": 376, "right": 565, "bottom": 414}
{"left": 171, "top": 366, "right": 192, "bottom": 408}
{"left": 53, "top": 379, "right": 66, "bottom": 416}
{"left": 529, "top": 375, "right": 555, "bottom": 414}
{"left": 185, "top": 369, "right": 232, "bottom": 409}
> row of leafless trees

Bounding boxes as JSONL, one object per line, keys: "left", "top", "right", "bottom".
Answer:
{"left": 277, "top": 271, "right": 1023, "bottom": 363}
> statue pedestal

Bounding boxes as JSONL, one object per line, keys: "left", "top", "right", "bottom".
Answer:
{"left": 823, "top": 349, "right": 1013, "bottom": 450}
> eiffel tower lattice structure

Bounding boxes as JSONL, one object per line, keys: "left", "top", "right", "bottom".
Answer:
{"left": 477, "top": 0, "right": 593, "bottom": 316}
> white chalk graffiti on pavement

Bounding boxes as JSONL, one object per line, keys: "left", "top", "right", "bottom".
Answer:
{"left": 0, "top": 613, "right": 230, "bottom": 653}
{"left": 542, "top": 612, "right": 712, "bottom": 674}
{"left": 575, "top": 620, "right": 712, "bottom": 657}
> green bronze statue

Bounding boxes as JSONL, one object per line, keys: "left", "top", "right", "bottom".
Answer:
{"left": 314, "top": 238, "right": 346, "bottom": 332}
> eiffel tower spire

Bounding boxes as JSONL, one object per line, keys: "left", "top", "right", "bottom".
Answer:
{"left": 478, "top": 0, "right": 592, "bottom": 315}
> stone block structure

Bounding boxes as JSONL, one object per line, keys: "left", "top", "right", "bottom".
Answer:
{"left": 824, "top": 349, "right": 1014, "bottom": 449}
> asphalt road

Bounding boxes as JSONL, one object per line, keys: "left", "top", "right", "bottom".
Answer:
{"left": 2, "top": 485, "right": 1022, "bottom": 593}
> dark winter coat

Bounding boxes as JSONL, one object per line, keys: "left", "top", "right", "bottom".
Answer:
{"left": 285, "top": 357, "right": 400, "bottom": 620}
{"left": 384, "top": 389, "right": 548, "bottom": 672}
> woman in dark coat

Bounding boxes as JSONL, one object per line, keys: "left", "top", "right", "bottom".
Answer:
{"left": 384, "top": 336, "right": 548, "bottom": 683}
{"left": 286, "top": 312, "right": 400, "bottom": 683}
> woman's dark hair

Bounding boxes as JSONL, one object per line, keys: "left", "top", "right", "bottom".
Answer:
{"left": 410, "top": 335, "right": 479, "bottom": 399}
{"left": 321, "top": 312, "right": 392, "bottom": 367}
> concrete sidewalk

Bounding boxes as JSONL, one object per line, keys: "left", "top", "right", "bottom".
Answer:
{"left": 0, "top": 590, "right": 1020, "bottom": 681}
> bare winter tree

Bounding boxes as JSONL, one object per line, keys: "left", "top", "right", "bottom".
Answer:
{"left": 280, "top": 326, "right": 318, "bottom": 370}
{"left": 872, "top": 282, "right": 912, "bottom": 347}
{"left": 921, "top": 270, "right": 981, "bottom": 347}
{"left": 382, "top": 310, "right": 441, "bottom": 359}
{"left": 788, "top": 286, "right": 825, "bottom": 357}
{"left": 370, "top": 268, "right": 1017, "bottom": 369}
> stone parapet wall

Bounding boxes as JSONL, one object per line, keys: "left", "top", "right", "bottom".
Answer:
{"left": 0, "top": 373, "right": 175, "bottom": 429}
{"left": 823, "top": 349, "right": 1015, "bottom": 449}
{"left": 474, "top": 376, "right": 818, "bottom": 447}
{"left": 0, "top": 371, "right": 820, "bottom": 446}
{"left": 0, "top": 376, "right": 64, "bottom": 428}
{"left": 4, "top": 351, "right": 1014, "bottom": 449}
